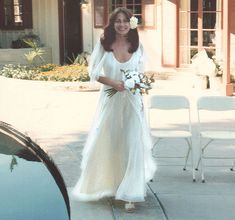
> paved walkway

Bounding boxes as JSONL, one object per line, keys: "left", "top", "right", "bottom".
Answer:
{"left": 0, "top": 75, "right": 235, "bottom": 220}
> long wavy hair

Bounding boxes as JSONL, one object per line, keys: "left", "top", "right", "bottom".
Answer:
{"left": 100, "top": 7, "right": 139, "bottom": 53}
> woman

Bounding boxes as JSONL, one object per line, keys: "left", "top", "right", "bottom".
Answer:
{"left": 72, "top": 7, "right": 156, "bottom": 212}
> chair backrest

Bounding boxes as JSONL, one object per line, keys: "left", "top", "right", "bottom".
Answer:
{"left": 197, "top": 96, "right": 235, "bottom": 111}
{"left": 148, "top": 95, "right": 191, "bottom": 131}
{"left": 148, "top": 95, "right": 190, "bottom": 110}
{"left": 197, "top": 96, "right": 235, "bottom": 131}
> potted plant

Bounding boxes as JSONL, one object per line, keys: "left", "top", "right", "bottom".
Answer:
{"left": 11, "top": 32, "right": 42, "bottom": 49}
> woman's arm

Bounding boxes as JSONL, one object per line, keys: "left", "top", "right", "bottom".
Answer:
{"left": 98, "top": 76, "right": 125, "bottom": 92}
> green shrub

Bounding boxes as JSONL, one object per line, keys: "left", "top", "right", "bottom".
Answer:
{"left": 231, "top": 74, "right": 235, "bottom": 83}
{"left": 67, "top": 52, "right": 89, "bottom": 66}
{"left": 23, "top": 39, "right": 45, "bottom": 66}
{"left": 0, "top": 63, "right": 90, "bottom": 82}
{"left": 37, "top": 64, "right": 90, "bottom": 82}
{"left": 12, "top": 32, "right": 42, "bottom": 49}
{"left": 39, "top": 64, "right": 58, "bottom": 72}
{"left": 0, "top": 64, "right": 38, "bottom": 80}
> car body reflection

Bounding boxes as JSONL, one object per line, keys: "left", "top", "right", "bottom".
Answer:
{"left": 0, "top": 121, "right": 70, "bottom": 220}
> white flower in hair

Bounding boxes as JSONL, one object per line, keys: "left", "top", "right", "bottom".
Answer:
{"left": 129, "top": 16, "right": 138, "bottom": 29}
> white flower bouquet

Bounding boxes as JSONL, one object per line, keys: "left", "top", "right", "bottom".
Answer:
{"left": 105, "top": 69, "right": 155, "bottom": 97}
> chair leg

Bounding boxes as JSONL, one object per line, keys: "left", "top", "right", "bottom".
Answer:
{"left": 230, "top": 160, "right": 235, "bottom": 171}
{"left": 190, "top": 140, "right": 196, "bottom": 182}
{"left": 197, "top": 136, "right": 205, "bottom": 183}
{"left": 200, "top": 140, "right": 205, "bottom": 183}
{"left": 196, "top": 139, "right": 212, "bottom": 171}
{"left": 183, "top": 147, "right": 191, "bottom": 171}
{"left": 184, "top": 139, "right": 196, "bottom": 182}
{"left": 183, "top": 138, "right": 192, "bottom": 170}
{"left": 195, "top": 158, "right": 201, "bottom": 171}
{"left": 152, "top": 138, "right": 161, "bottom": 157}
{"left": 199, "top": 138, "right": 214, "bottom": 182}
{"left": 201, "top": 158, "right": 205, "bottom": 183}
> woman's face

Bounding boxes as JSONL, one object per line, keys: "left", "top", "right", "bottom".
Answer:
{"left": 113, "top": 12, "right": 130, "bottom": 36}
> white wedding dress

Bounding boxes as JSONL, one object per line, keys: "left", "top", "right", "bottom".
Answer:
{"left": 71, "top": 42, "right": 156, "bottom": 202}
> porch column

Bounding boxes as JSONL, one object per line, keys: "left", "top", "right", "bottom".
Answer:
{"left": 223, "top": 0, "right": 233, "bottom": 95}
{"left": 161, "top": 0, "right": 177, "bottom": 67}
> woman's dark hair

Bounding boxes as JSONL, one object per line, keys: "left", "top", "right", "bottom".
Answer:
{"left": 100, "top": 7, "right": 139, "bottom": 53}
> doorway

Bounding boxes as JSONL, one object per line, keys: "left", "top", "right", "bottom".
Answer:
{"left": 179, "top": 0, "right": 222, "bottom": 66}
{"left": 58, "top": 0, "right": 83, "bottom": 64}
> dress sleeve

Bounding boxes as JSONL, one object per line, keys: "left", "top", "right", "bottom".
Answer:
{"left": 137, "top": 43, "right": 145, "bottom": 73}
{"left": 88, "top": 41, "right": 106, "bottom": 82}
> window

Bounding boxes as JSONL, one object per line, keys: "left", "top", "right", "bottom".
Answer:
{"left": 94, "top": 0, "right": 156, "bottom": 28}
{"left": 94, "top": 0, "right": 107, "bottom": 28}
{"left": 110, "top": 0, "right": 143, "bottom": 24}
{"left": 179, "top": 0, "right": 222, "bottom": 65}
{"left": 0, "top": 0, "right": 32, "bottom": 29}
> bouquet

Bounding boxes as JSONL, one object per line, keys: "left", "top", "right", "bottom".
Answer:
{"left": 105, "top": 69, "right": 155, "bottom": 97}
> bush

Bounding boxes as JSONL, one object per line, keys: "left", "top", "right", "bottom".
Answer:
{"left": 12, "top": 32, "right": 42, "bottom": 49}
{"left": 0, "top": 63, "right": 89, "bottom": 82}
{"left": 0, "top": 64, "right": 38, "bottom": 80}
{"left": 35, "top": 64, "right": 89, "bottom": 82}
{"left": 231, "top": 74, "right": 235, "bottom": 83}
{"left": 39, "top": 64, "right": 58, "bottom": 72}
{"left": 67, "top": 52, "right": 89, "bottom": 66}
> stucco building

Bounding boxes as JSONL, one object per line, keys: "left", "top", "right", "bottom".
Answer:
{"left": 0, "top": 0, "right": 234, "bottom": 95}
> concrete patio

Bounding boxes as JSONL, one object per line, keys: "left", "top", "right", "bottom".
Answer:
{"left": 0, "top": 74, "right": 234, "bottom": 220}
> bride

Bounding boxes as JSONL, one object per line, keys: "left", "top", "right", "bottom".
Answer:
{"left": 72, "top": 7, "right": 156, "bottom": 212}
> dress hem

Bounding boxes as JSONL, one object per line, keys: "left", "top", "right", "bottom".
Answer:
{"left": 71, "top": 190, "right": 115, "bottom": 202}
{"left": 70, "top": 190, "right": 147, "bottom": 202}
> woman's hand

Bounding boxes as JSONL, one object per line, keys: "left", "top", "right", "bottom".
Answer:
{"left": 111, "top": 80, "right": 125, "bottom": 92}
{"left": 98, "top": 76, "right": 125, "bottom": 92}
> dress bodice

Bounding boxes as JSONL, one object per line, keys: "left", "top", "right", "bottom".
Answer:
{"left": 88, "top": 41, "right": 144, "bottom": 82}
{"left": 103, "top": 52, "right": 139, "bottom": 81}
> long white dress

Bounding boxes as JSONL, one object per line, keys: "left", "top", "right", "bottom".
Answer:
{"left": 72, "top": 41, "right": 156, "bottom": 202}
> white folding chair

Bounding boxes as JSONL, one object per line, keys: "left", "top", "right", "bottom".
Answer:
{"left": 148, "top": 95, "right": 195, "bottom": 181}
{"left": 196, "top": 96, "right": 235, "bottom": 182}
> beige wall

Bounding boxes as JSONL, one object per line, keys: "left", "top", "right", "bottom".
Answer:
{"left": 0, "top": 30, "right": 32, "bottom": 48}
{"left": 81, "top": 3, "right": 103, "bottom": 53}
{"left": 32, "top": 0, "right": 60, "bottom": 64}
{"left": 0, "top": 47, "right": 52, "bottom": 66}
{"left": 0, "top": 0, "right": 59, "bottom": 64}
